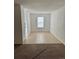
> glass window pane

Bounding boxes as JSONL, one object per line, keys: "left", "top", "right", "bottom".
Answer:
{"left": 37, "top": 17, "right": 44, "bottom": 28}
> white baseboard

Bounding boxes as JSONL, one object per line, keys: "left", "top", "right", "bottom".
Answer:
{"left": 23, "top": 33, "right": 31, "bottom": 44}
{"left": 51, "top": 32, "right": 65, "bottom": 45}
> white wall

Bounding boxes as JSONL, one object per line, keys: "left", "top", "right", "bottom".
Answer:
{"left": 50, "top": 7, "right": 65, "bottom": 44}
{"left": 21, "top": 6, "right": 31, "bottom": 43}
{"left": 24, "top": 8, "right": 31, "bottom": 38}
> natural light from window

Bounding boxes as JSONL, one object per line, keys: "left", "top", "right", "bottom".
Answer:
{"left": 37, "top": 17, "right": 44, "bottom": 28}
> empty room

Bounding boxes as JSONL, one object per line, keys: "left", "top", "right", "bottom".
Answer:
{"left": 14, "top": 0, "right": 65, "bottom": 59}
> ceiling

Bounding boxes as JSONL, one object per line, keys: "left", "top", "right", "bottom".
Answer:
{"left": 15, "top": 0, "right": 65, "bottom": 12}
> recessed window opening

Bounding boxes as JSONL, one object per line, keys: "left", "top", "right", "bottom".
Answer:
{"left": 37, "top": 17, "right": 44, "bottom": 28}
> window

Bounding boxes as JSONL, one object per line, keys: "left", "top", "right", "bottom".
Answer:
{"left": 37, "top": 17, "right": 44, "bottom": 28}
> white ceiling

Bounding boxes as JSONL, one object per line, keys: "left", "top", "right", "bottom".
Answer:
{"left": 15, "top": 0, "right": 65, "bottom": 12}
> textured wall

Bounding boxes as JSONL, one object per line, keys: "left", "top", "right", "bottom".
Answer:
{"left": 30, "top": 13, "right": 50, "bottom": 32}
{"left": 14, "top": 3, "right": 22, "bottom": 44}
{"left": 50, "top": 7, "right": 65, "bottom": 44}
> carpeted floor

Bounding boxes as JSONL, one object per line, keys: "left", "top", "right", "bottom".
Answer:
{"left": 14, "top": 44, "right": 65, "bottom": 59}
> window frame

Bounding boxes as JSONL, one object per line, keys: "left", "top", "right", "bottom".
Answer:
{"left": 37, "top": 16, "right": 44, "bottom": 28}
